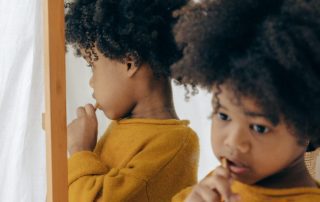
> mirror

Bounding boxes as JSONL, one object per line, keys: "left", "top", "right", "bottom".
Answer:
{"left": 64, "top": 0, "right": 215, "bottom": 201}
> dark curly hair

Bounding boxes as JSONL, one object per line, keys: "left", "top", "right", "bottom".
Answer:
{"left": 65, "top": 0, "right": 187, "bottom": 77}
{"left": 172, "top": 0, "right": 320, "bottom": 149}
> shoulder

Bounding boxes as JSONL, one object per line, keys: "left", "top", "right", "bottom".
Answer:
{"left": 116, "top": 119, "right": 199, "bottom": 143}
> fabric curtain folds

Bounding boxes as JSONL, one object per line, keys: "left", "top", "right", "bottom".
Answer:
{"left": 0, "top": 0, "right": 46, "bottom": 201}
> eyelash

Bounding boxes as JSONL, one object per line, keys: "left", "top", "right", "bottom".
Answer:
{"left": 217, "top": 112, "right": 231, "bottom": 121}
{"left": 250, "top": 124, "right": 270, "bottom": 134}
{"left": 216, "top": 112, "right": 270, "bottom": 134}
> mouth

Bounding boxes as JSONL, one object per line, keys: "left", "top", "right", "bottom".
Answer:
{"left": 224, "top": 158, "right": 250, "bottom": 175}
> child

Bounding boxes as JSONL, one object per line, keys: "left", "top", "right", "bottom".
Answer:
{"left": 65, "top": 0, "right": 199, "bottom": 201}
{"left": 171, "top": 0, "right": 320, "bottom": 201}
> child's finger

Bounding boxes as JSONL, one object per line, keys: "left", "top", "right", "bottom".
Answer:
{"left": 230, "top": 194, "right": 241, "bottom": 202}
{"left": 195, "top": 184, "right": 220, "bottom": 201}
{"left": 214, "top": 166, "right": 231, "bottom": 179}
{"left": 200, "top": 174, "right": 234, "bottom": 201}
{"left": 76, "top": 107, "right": 86, "bottom": 118}
{"left": 84, "top": 104, "right": 96, "bottom": 117}
{"left": 212, "top": 175, "right": 235, "bottom": 202}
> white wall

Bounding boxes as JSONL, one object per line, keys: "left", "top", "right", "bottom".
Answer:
{"left": 172, "top": 85, "right": 219, "bottom": 178}
{"left": 66, "top": 50, "right": 219, "bottom": 179}
{"left": 66, "top": 50, "right": 109, "bottom": 138}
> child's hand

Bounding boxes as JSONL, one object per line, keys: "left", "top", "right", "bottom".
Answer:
{"left": 67, "top": 104, "right": 98, "bottom": 155}
{"left": 185, "top": 166, "right": 240, "bottom": 202}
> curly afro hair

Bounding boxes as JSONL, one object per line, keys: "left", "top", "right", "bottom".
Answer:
{"left": 172, "top": 0, "right": 320, "bottom": 149}
{"left": 65, "top": 0, "right": 187, "bottom": 77}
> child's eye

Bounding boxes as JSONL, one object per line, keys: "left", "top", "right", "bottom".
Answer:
{"left": 250, "top": 124, "right": 270, "bottom": 134}
{"left": 217, "top": 112, "right": 231, "bottom": 121}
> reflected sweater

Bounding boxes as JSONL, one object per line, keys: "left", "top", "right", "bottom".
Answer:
{"left": 68, "top": 119, "right": 199, "bottom": 202}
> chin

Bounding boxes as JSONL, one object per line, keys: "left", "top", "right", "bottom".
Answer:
{"left": 104, "top": 113, "right": 118, "bottom": 120}
{"left": 231, "top": 173, "right": 259, "bottom": 185}
{"left": 102, "top": 110, "right": 116, "bottom": 120}
{"left": 103, "top": 110, "right": 126, "bottom": 120}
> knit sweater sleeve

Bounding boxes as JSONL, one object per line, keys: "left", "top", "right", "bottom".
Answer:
{"left": 68, "top": 131, "right": 197, "bottom": 202}
{"left": 171, "top": 186, "right": 193, "bottom": 202}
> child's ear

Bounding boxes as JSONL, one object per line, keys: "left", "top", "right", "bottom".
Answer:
{"left": 125, "top": 55, "right": 139, "bottom": 78}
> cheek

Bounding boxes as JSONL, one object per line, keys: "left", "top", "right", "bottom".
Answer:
{"left": 252, "top": 141, "right": 304, "bottom": 176}
{"left": 99, "top": 85, "right": 134, "bottom": 119}
{"left": 211, "top": 121, "right": 223, "bottom": 154}
{"left": 94, "top": 71, "right": 121, "bottom": 97}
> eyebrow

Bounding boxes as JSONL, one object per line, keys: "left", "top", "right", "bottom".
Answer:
{"left": 211, "top": 100, "right": 228, "bottom": 111}
{"left": 244, "top": 111, "right": 277, "bottom": 126}
{"left": 218, "top": 104, "right": 228, "bottom": 111}
{"left": 215, "top": 103, "right": 277, "bottom": 126}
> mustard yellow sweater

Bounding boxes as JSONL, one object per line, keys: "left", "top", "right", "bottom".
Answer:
{"left": 68, "top": 119, "right": 199, "bottom": 202}
{"left": 172, "top": 177, "right": 320, "bottom": 202}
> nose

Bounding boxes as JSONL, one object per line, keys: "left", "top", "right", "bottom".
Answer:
{"left": 224, "top": 125, "right": 251, "bottom": 154}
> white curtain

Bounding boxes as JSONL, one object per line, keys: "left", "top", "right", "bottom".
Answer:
{"left": 0, "top": 0, "right": 46, "bottom": 201}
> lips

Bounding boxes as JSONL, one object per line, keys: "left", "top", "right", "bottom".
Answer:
{"left": 225, "top": 158, "right": 250, "bottom": 175}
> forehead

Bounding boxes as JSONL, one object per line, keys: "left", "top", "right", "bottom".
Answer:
{"left": 212, "top": 85, "right": 240, "bottom": 105}
{"left": 212, "top": 84, "right": 279, "bottom": 125}
{"left": 212, "top": 84, "right": 260, "bottom": 112}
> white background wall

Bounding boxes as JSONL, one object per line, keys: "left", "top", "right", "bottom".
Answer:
{"left": 66, "top": 50, "right": 219, "bottom": 179}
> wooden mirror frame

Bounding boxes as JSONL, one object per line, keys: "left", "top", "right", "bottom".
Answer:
{"left": 44, "top": 0, "right": 68, "bottom": 201}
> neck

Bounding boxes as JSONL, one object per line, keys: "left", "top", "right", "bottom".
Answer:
{"left": 256, "top": 153, "right": 317, "bottom": 189}
{"left": 128, "top": 77, "right": 178, "bottom": 120}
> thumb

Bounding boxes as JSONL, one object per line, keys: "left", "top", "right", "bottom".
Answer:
{"left": 84, "top": 104, "right": 97, "bottom": 118}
